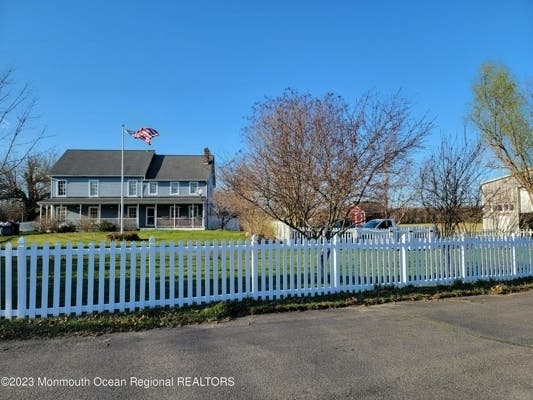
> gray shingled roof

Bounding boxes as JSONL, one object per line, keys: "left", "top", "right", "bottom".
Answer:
{"left": 145, "top": 154, "right": 213, "bottom": 180}
{"left": 49, "top": 150, "right": 155, "bottom": 177}
{"left": 49, "top": 150, "right": 214, "bottom": 180}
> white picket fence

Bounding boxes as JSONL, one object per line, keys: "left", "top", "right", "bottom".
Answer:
{"left": 1, "top": 234, "right": 533, "bottom": 319}
{"left": 287, "top": 226, "right": 438, "bottom": 243}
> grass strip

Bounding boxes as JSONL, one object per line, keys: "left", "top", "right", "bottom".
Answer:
{"left": 1, "top": 277, "right": 532, "bottom": 340}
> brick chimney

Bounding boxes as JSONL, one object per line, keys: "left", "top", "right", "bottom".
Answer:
{"left": 203, "top": 147, "right": 212, "bottom": 164}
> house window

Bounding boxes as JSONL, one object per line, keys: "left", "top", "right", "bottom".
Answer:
{"left": 89, "top": 180, "right": 99, "bottom": 197}
{"left": 148, "top": 182, "right": 158, "bottom": 195}
{"left": 88, "top": 206, "right": 99, "bottom": 219}
{"left": 189, "top": 181, "right": 198, "bottom": 195}
{"left": 170, "top": 181, "right": 180, "bottom": 195}
{"left": 128, "top": 180, "right": 138, "bottom": 196}
{"left": 57, "top": 180, "right": 66, "bottom": 197}
{"left": 127, "top": 206, "right": 137, "bottom": 219}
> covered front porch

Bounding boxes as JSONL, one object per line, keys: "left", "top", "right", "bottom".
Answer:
{"left": 38, "top": 198, "right": 207, "bottom": 230}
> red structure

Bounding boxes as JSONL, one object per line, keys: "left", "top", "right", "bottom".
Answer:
{"left": 348, "top": 206, "right": 366, "bottom": 226}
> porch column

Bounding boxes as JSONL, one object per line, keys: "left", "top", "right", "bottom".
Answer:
{"left": 136, "top": 204, "right": 139, "bottom": 229}
{"left": 155, "top": 204, "right": 158, "bottom": 228}
{"left": 79, "top": 204, "right": 82, "bottom": 224}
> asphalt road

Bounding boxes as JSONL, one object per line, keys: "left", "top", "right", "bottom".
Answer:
{"left": 2, "top": 291, "right": 533, "bottom": 400}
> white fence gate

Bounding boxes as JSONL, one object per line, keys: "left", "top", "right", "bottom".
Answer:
{"left": 1, "top": 235, "right": 532, "bottom": 319}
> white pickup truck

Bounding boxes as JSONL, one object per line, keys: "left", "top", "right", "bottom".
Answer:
{"left": 349, "top": 218, "right": 400, "bottom": 242}
{"left": 360, "top": 218, "right": 397, "bottom": 230}
{"left": 348, "top": 219, "right": 438, "bottom": 242}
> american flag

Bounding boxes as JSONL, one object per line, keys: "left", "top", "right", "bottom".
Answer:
{"left": 127, "top": 127, "right": 159, "bottom": 145}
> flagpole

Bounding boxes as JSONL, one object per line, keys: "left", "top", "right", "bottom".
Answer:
{"left": 120, "top": 124, "right": 125, "bottom": 234}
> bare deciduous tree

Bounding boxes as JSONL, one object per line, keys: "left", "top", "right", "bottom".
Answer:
{"left": 0, "top": 152, "right": 53, "bottom": 220}
{"left": 418, "top": 133, "right": 485, "bottom": 236}
{"left": 223, "top": 89, "right": 433, "bottom": 239}
{"left": 0, "top": 68, "right": 44, "bottom": 178}
{"left": 211, "top": 189, "right": 240, "bottom": 230}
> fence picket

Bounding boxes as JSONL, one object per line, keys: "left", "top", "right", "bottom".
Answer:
{"left": 75, "top": 243, "right": 83, "bottom": 315}
{"left": 261, "top": 240, "right": 266, "bottom": 298}
{"left": 149, "top": 237, "right": 156, "bottom": 307}
{"left": 196, "top": 241, "right": 203, "bottom": 303}
{"left": 17, "top": 238, "right": 27, "bottom": 318}
{"left": 41, "top": 243, "right": 49, "bottom": 318}
{"left": 98, "top": 243, "right": 105, "bottom": 313}
{"left": 168, "top": 241, "right": 175, "bottom": 306}
{"left": 237, "top": 241, "right": 243, "bottom": 300}
{"left": 140, "top": 241, "right": 147, "bottom": 307}
{"left": 159, "top": 240, "right": 166, "bottom": 306}
{"left": 65, "top": 242, "right": 73, "bottom": 315}
{"left": 213, "top": 241, "right": 219, "bottom": 300}
{"left": 109, "top": 241, "right": 117, "bottom": 311}
{"left": 130, "top": 242, "right": 137, "bottom": 311}
{"left": 205, "top": 241, "right": 211, "bottom": 301}
{"left": 119, "top": 242, "right": 126, "bottom": 312}
{"left": 177, "top": 242, "right": 184, "bottom": 306}
{"left": 186, "top": 241, "right": 193, "bottom": 304}
{"left": 4, "top": 243, "right": 13, "bottom": 319}
{"left": 29, "top": 243, "right": 37, "bottom": 318}
{"left": 251, "top": 238, "right": 257, "bottom": 299}
{"left": 229, "top": 241, "right": 235, "bottom": 300}
{"left": 221, "top": 241, "right": 227, "bottom": 300}
{"left": 53, "top": 243, "right": 61, "bottom": 317}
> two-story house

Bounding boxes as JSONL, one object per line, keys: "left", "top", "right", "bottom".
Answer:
{"left": 38, "top": 149, "right": 215, "bottom": 229}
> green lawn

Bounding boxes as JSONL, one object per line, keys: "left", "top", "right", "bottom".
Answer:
{"left": 0, "top": 229, "right": 247, "bottom": 247}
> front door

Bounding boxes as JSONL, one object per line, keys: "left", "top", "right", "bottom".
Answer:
{"left": 146, "top": 206, "right": 155, "bottom": 227}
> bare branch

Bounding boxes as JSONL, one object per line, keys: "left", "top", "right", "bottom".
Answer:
{"left": 0, "top": 68, "right": 45, "bottom": 177}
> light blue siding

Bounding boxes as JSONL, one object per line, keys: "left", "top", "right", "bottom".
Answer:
{"left": 142, "top": 181, "right": 207, "bottom": 197}
{"left": 52, "top": 177, "right": 144, "bottom": 197}
{"left": 52, "top": 177, "right": 208, "bottom": 199}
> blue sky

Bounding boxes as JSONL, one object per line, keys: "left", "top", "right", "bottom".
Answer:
{"left": 1, "top": 0, "right": 532, "bottom": 164}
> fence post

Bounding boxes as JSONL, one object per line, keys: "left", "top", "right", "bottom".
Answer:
{"left": 460, "top": 233, "right": 467, "bottom": 282}
{"left": 332, "top": 235, "right": 340, "bottom": 292}
{"left": 250, "top": 235, "right": 258, "bottom": 299}
{"left": 400, "top": 234, "right": 408, "bottom": 286}
{"left": 17, "top": 237, "right": 27, "bottom": 318}
{"left": 148, "top": 236, "right": 156, "bottom": 307}
{"left": 5, "top": 242, "right": 13, "bottom": 319}
{"left": 511, "top": 233, "right": 517, "bottom": 277}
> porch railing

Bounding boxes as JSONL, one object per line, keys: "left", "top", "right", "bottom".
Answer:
{"left": 156, "top": 217, "right": 203, "bottom": 229}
